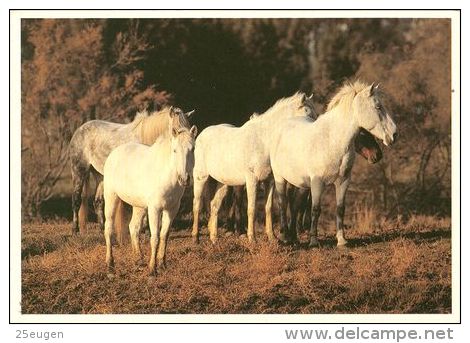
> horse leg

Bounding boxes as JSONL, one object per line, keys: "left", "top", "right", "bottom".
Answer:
{"left": 274, "top": 177, "right": 288, "bottom": 243}
{"left": 264, "top": 181, "right": 275, "bottom": 241}
{"left": 103, "top": 191, "right": 119, "bottom": 276}
{"left": 192, "top": 174, "right": 208, "bottom": 244}
{"left": 71, "top": 163, "right": 89, "bottom": 235}
{"left": 289, "top": 188, "right": 308, "bottom": 243}
{"left": 308, "top": 177, "right": 324, "bottom": 248}
{"left": 334, "top": 178, "right": 350, "bottom": 247}
{"left": 233, "top": 186, "right": 245, "bottom": 235}
{"left": 245, "top": 177, "right": 258, "bottom": 243}
{"left": 302, "top": 193, "right": 312, "bottom": 231}
{"left": 225, "top": 187, "right": 235, "bottom": 232}
{"left": 114, "top": 200, "right": 128, "bottom": 245}
{"left": 129, "top": 207, "right": 146, "bottom": 265}
{"left": 208, "top": 183, "right": 229, "bottom": 244}
{"left": 148, "top": 207, "right": 162, "bottom": 276}
{"left": 294, "top": 189, "right": 308, "bottom": 234}
{"left": 157, "top": 207, "right": 177, "bottom": 271}
{"left": 94, "top": 179, "right": 105, "bottom": 231}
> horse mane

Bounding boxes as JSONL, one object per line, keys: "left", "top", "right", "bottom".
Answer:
{"left": 137, "top": 106, "right": 190, "bottom": 145}
{"left": 127, "top": 110, "right": 148, "bottom": 131}
{"left": 251, "top": 92, "right": 305, "bottom": 121}
{"left": 326, "top": 80, "right": 371, "bottom": 112}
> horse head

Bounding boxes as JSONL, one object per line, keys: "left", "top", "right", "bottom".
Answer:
{"left": 170, "top": 121, "right": 197, "bottom": 187}
{"left": 300, "top": 93, "right": 318, "bottom": 119}
{"left": 353, "top": 82, "right": 397, "bottom": 146}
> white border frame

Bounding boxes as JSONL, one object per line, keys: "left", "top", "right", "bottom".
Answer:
{"left": 9, "top": 9, "right": 461, "bottom": 324}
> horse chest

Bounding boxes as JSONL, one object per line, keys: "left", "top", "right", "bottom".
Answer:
{"left": 322, "top": 151, "right": 354, "bottom": 184}
{"left": 154, "top": 185, "right": 184, "bottom": 208}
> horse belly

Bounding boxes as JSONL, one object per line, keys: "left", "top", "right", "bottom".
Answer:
{"left": 285, "top": 174, "right": 311, "bottom": 189}
{"left": 112, "top": 177, "right": 149, "bottom": 208}
{"left": 204, "top": 144, "right": 249, "bottom": 185}
{"left": 118, "top": 192, "right": 148, "bottom": 209}
{"left": 272, "top": 138, "right": 310, "bottom": 188}
{"left": 210, "top": 169, "right": 246, "bottom": 186}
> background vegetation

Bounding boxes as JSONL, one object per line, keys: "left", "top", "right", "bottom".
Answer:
{"left": 21, "top": 18, "right": 451, "bottom": 220}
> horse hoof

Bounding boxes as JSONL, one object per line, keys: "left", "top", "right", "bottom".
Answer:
{"left": 147, "top": 275, "right": 156, "bottom": 282}
{"left": 107, "top": 273, "right": 115, "bottom": 280}
{"left": 268, "top": 236, "right": 279, "bottom": 245}
{"left": 225, "top": 231, "right": 234, "bottom": 237}
{"left": 192, "top": 235, "right": 200, "bottom": 244}
{"left": 337, "top": 242, "right": 349, "bottom": 249}
{"left": 157, "top": 262, "right": 167, "bottom": 273}
{"left": 267, "top": 234, "right": 276, "bottom": 242}
{"left": 239, "top": 234, "right": 247, "bottom": 240}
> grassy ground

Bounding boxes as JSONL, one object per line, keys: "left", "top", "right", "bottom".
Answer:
{"left": 21, "top": 212, "right": 451, "bottom": 314}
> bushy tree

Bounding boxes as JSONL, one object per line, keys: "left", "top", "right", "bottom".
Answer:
{"left": 21, "top": 19, "right": 169, "bottom": 219}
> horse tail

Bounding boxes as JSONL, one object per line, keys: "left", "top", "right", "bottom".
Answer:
{"left": 78, "top": 177, "right": 91, "bottom": 234}
{"left": 115, "top": 199, "right": 128, "bottom": 245}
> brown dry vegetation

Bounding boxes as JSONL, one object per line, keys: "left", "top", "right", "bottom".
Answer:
{"left": 22, "top": 214, "right": 451, "bottom": 314}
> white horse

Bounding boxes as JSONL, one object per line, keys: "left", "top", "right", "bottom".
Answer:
{"left": 270, "top": 81, "right": 397, "bottom": 247}
{"left": 192, "top": 93, "right": 316, "bottom": 244}
{"left": 69, "top": 106, "right": 194, "bottom": 235}
{"left": 103, "top": 109, "right": 197, "bottom": 276}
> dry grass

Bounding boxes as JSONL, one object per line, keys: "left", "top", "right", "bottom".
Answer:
{"left": 352, "top": 202, "right": 378, "bottom": 235}
{"left": 21, "top": 214, "right": 451, "bottom": 314}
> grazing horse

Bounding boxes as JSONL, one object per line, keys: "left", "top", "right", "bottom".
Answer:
{"left": 192, "top": 93, "right": 316, "bottom": 244}
{"left": 287, "top": 128, "right": 383, "bottom": 239}
{"left": 270, "top": 81, "right": 397, "bottom": 247}
{"left": 68, "top": 107, "right": 194, "bottom": 235}
{"left": 103, "top": 109, "right": 197, "bottom": 276}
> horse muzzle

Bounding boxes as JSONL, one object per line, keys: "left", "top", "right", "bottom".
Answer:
{"left": 384, "top": 132, "right": 398, "bottom": 146}
{"left": 361, "top": 147, "right": 382, "bottom": 164}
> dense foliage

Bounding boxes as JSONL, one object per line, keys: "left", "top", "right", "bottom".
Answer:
{"left": 21, "top": 18, "right": 451, "bottom": 220}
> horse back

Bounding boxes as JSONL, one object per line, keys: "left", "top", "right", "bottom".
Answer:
{"left": 70, "top": 119, "right": 139, "bottom": 174}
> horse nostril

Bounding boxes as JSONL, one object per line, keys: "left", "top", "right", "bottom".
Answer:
{"left": 393, "top": 132, "right": 398, "bottom": 143}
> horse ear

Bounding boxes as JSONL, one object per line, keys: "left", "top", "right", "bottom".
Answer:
{"left": 370, "top": 82, "right": 380, "bottom": 96}
{"left": 300, "top": 93, "right": 306, "bottom": 103}
{"left": 186, "top": 109, "right": 195, "bottom": 118}
{"left": 307, "top": 93, "right": 314, "bottom": 100}
{"left": 190, "top": 125, "right": 198, "bottom": 138}
{"left": 169, "top": 106, "right": 178, "bottom": 117}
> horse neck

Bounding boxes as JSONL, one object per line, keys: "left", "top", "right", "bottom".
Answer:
{"left": 138, "top": 113, "right": 171, "bottom": 145}
{"left": 322, "top": 107, "right": 360, "bottom": 152}
{"left": 257, "top": 104, "right": 301, "bottom": 145}
{"left": 149, "top": 137, "right": 176, "bottom": 178}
